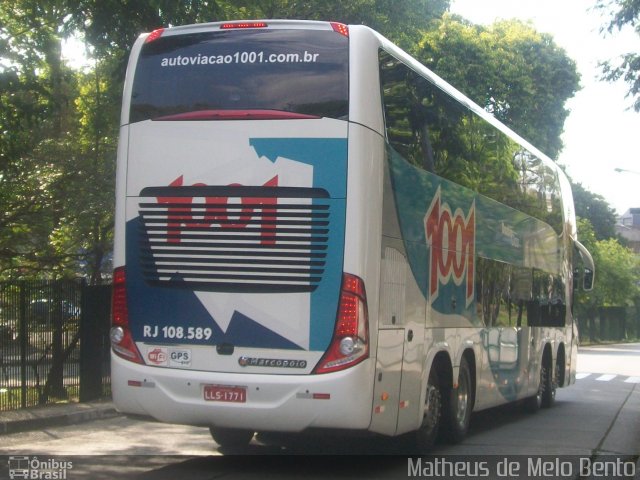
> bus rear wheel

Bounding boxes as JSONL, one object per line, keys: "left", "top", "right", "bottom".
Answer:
{"left": 523, "top": 379, "right": 542, "bottom": 413}
{"left": 541, "top": 359, "right": 556, "bottom": 408}
{"left": 209, "top": 426, "right": 254, "bottom": 449}
{"left": 442, "top": 356, "right": 473, "bottom": 444}
{"left": 414, "top": 367, "right": 442, "bottom": 452}
{"left": 525, "top": 355, "right": 554, "bottom": 412}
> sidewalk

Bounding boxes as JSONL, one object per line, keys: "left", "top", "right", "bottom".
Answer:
{"left": 0, "top": 399, "right": 119, "bottom": 435}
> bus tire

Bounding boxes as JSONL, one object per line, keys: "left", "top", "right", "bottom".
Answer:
{"left": 524, "top": 359, "right": 549, "bottom": 413}
{"left": 442, "top": 356, "right": 473, "bottom": 444}
{"left": 541, "top": 358, "right": 556, "bottom": 408}
{"left": 209, "top": 426, "right": 254, "bottom": 449}
{"left": 414, "top": 367, "right": 442, "bottom": 452}
{"left": 523, "top": 382, "right": 542, "bottom": 413}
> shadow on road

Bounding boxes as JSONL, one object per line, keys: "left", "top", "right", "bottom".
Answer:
{"left": 132, "top": 400, "right": 563, "bottom": 479}
{"left": 137, "top": 455, "right": 408, "bottom": 480}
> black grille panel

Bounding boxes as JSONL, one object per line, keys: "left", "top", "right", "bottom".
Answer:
{"left": 137, "top": 186, "right": 331, "bottom": 293}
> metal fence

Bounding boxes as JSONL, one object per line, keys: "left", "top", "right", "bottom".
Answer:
{"left": 0, "top": 280, "right": 111, "bottom": 411}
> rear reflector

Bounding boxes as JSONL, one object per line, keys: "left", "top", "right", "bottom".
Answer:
{"left": 127, "top": 379, "right": 155, "bottom": 388}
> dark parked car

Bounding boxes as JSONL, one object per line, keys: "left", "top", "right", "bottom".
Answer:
{"left": 28, "top": 299, "right": 80, "bottom": 324}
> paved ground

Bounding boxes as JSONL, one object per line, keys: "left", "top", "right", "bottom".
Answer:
{"left": 0, "top": 344, "right": 638, "bottom": 479}
{"left": 0, "top": 398, "right": 117, "bottom": 435}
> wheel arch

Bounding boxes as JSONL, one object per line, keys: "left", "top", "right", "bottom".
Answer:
{"left": 431, "top": 350, "right": 454, "bottom": 392}
{"left": 416, "top": 347, "right": 453, "bottom": 428}
{"left": 542, "top": 341, "right": 553, "bottom": 366}
{"left": 556, "top": 342, "right": 567, "bottom": 387}
{"left": 460, "top": 348, "right": 477, "bottom": 410}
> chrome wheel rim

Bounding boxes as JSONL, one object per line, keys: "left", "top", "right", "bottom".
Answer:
{"left": 538, "top": 365, "right": 547, "bottom": 400}
{"left": 455, "top": 375, "right": 469, "bottom": 427}
{"left": 423, "top": 383, "right": 441, "bottom": 430}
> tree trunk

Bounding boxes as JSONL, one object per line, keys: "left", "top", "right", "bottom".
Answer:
{"left": 43, "top": 34, "right": 64, "bottom": 138}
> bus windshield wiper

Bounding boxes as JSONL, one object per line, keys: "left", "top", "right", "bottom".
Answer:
{"left": 153, "top": 109, "right": 320, "bottom": 121}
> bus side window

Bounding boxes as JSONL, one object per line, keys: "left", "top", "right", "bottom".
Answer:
{"left": 379, "top": 50, "right": 434, "bottom": 172}
{"left": 530, "top": 270, "right": 566, "bottom": 327}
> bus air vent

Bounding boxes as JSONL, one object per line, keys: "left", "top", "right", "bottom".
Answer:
{"left": 136, "top": 185, "right": 331, "bottom": 293}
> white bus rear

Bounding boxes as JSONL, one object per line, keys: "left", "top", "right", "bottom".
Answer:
{"left": 112, "top": 20, "right": 592, "bottom": 450}
{"left": 112, "top": 21, "right": 382, "bottom": 445}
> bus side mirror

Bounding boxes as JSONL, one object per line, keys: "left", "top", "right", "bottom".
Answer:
{"left": 583, "top": 267, "right": 594, "bottom": 291}
{"left": 574, "top": 240, "right": 595, "bottom": 292}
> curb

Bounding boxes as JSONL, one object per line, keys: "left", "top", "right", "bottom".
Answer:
{"left": 0, "top": 401, "right": 120, "bottom": 436}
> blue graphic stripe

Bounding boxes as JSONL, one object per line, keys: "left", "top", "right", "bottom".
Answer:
{"left": 125, "top": 137, "right": 348, "bottom": 352}
{"left": 250, "top": 138, "right": 348, "bottom": 351}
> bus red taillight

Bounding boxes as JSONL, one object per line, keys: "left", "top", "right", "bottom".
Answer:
{"left": 313, "top": 273, "right": 369, "bottom": 374}
{"left": 110, "top": 267, "right": 144, "bottom": 364}
{"left": 220, "top": 22, "right": 268, "bottom": 30}
{"left": 145, "top": 28, "right": 165, "bottom": 43}
{"left": 330, "top": 22, "right": 349, "bottom": 37}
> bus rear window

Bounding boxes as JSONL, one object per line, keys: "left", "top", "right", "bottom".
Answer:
{"left": 130, "top": 28, "right": 349, "bottom": 123}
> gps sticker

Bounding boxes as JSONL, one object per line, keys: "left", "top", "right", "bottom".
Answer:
{"left": 169, "top": 349, "right": 192, "bottom": 367}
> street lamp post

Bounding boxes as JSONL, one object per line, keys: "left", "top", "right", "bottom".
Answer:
{"left": 614, "top": 167, "right": 640, "bottom": 175}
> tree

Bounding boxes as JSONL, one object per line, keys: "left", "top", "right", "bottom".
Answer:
{"left": 62, "top": 0, "right": 450, "bottom": 281}
{"left": 575, "top": 218, "right": 599, "bottom": 341}
{"left": 70, "top": 0, "right": 449, "bottom": 70}
{"left": 0, "top": 1, "right": 77, "bottom": 278}
{"left": 575, "top": 217, "right": 640, "bottom": 341}
{"left": 246, "top": 0, "right": 449, "bottom": 48}
{"left": 571, "top": 181, "right": 618, "bottom": 240}
{"left": 2, "top": 0, "right": 453, "bottom": 281}
{"left": 598, "top": 0, "right": 640, "bottom": 111}
{"left": 1, "top": 1, "right": 116, "bottom": 283}
{"left": 594, "top": 238, "right": 639, "bottom": 306}
{"left": 416, "top": 15, "right": 580, "bottom": 160}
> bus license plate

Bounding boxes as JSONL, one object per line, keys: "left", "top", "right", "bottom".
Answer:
{"left": 204, "top": 385, "right": 246, "bottom": 403}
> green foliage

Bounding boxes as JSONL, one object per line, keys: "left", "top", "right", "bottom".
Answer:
{"left": 0, "top": 0, "right": 596, "bottom": 293}
{"left": 417, "top": 15, "right": 580, "bottom": 159}
{"left": 574, "top": 218, "right": 599, "bottom": 320}
{"left": 246, "top": 0, "right": 449, "bottom": 48}
{"left": 576, "top": 217, "right": 640, "bottom": 318}
{"left": 0, "top": 157, "right": 62, "bottom": 277}
{"left": 595, "top": 237, "right": 640, "bottom": 306}
{"left": 0, "top": 0, "right": 453, "bottom": 282}
{"left": 70, "top": 0, "right": 448, "bottom": 63}
{"left": 1, "top": 2, "right": 72, "bottom": 278}
{"left": 598, "top": 0, "right": 640, "bottom": 111}
{"left": 1, "top": 1, "right": 116, "bottom": 282}
{"left": 68, "top": 0, "right": 242, "bottom": 65}
{"left": 571, "top": 182, "right": 618, "bottom": 240}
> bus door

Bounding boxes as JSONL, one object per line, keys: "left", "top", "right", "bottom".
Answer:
{"left": 370, "top": 246, "right": 425, "bottom": 435}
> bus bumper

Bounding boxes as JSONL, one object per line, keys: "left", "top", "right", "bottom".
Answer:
{"left": 111, "top": 354, "right": 375, "bottom": 432}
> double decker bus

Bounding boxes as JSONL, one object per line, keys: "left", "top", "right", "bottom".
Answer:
{"left": 111, "top": 20, "right": 594, "bottom": 449}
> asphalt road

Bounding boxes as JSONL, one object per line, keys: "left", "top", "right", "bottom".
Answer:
{"left": 1, "top": 344, "right": 639, "bottom": 479}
